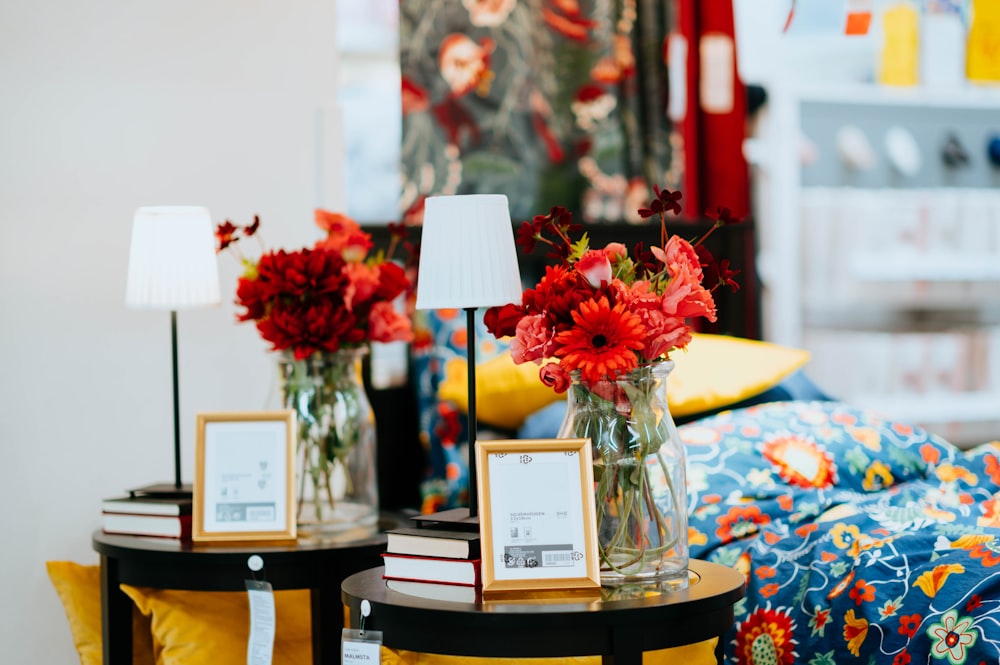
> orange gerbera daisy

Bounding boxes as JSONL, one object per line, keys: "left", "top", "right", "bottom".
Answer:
{"left": 554, "top": 296, "right": 645, "bottom": 384}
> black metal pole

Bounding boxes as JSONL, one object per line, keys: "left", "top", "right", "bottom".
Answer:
{"left": 466, "top": 307, "right": 478, "bottom": 517}
{"left": 170, "top": 310, "right": 182, "bottom": 490}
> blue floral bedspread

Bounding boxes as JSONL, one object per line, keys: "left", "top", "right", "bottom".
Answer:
{"left": 681, "top": 401, "right": 1000, "bottom": 665}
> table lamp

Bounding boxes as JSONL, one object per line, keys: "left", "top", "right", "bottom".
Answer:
{"left": 415, "top": 194, "right": 522, "bottom": 522}
{"left": 125, "top": 206, "right": 221, "bottom": 496}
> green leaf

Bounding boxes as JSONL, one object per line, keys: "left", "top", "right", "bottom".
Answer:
{"left": 568, "top": 233, "right": 590, "bottom": 262}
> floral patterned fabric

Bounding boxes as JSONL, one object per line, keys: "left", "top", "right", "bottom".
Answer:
{"left": 682, "top": 401, "right": 1000, "bottom": 665}
{"left": 399, "top": 0, "right": 675, "bottom": 224}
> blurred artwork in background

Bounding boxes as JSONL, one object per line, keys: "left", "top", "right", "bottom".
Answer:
{"left": 398, "top": 0, "right": 675, "bottom": 224}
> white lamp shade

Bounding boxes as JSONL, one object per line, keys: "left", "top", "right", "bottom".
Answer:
{"left": 415, "top": 194, "right": 522, "bottom": 310}
{"left": 125, "top": 206, "right": 222, "bottom": 309}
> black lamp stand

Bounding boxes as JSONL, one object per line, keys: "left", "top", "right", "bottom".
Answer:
{"left": 129, "top": 309, "right": 192, "bottom": 498}
{"left": 411, "top": 306, "right": 481, "bottom": 531}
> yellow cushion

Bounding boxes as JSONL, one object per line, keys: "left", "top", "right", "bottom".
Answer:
{"left": 440, "top": 333, "right": 810, "bottom": 428}
{"left": 120, "top": 585, "right": 311, "bottom": 665}
{"left": 666, "top": 334, "right": 810, "bottom": 417}
{"left": 45, "top": 561, "right": 156, "bottom": 665}
{"left": 381, "top": 637, "right": 718, "bottom": 664}
{"left": 439, "top": 352, "right": 562, "bottom": 431}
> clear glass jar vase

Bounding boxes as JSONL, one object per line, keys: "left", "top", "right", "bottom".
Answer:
{"left": 557, "top": 360, "right": 689, "bottom": 586}
{"left": 277, "top": 348, "right": 378, "bottom": 540}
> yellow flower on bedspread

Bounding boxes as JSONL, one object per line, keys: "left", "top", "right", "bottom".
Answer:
{"left": 843, "top": 610, "right": 869, "bottom": 657}
{"left": 913, "top": 563, "right": 966, "bottom": 598}
{"left": 848, "top": 426, "right": 882, "bottom": 451}
{"left": 862, "top": 460, "right": 893, "bottom": 491}
{"left": 830, "top": 523, "right": 861, "bottom": 550}
{"left": 935, "top": 463, "right": 978, "bottom": 485}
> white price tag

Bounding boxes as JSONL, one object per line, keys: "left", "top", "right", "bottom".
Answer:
{"left": 246, "top": 580, "right": 275, "bottom": 665}
{"left": 342, "top": 629, "right": 382, "bottom": 664}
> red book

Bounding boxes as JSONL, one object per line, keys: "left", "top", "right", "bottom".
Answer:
{"left": 381, "top": 553, "right": 482, "bottom": 587}
{"left": 101, "top": 512, "right": 193, "bottom": 540}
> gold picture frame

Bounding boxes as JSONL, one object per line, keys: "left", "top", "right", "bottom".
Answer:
{"left": 193, "top": 411, "right": 297, "bottom": 543}
{"left": 476, "top": 438, "right": 600, "bottom": 595}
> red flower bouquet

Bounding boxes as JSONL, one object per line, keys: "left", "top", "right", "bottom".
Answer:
{"left": 215, "top": 210, "right": 413, "bottom": 358}
{"left": 484, "top": 186, "right": 741, "bottom": 391}
{"left": 216, "top": 210, "right": 413, "bottom": 535}
{"left": 484, "top": 186, "right": 742, "bottom": 582}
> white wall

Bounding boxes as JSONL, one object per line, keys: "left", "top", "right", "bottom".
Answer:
{"left": 0, "top": 1, "right": 342, "bottom": 661}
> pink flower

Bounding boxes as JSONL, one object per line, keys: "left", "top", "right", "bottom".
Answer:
{"left": 660, "top": 258, "right": 717, "bottom": 321}
{"left": 367, "top": 301, "right": 413, "bottom": 343}
{"left": 576, "top": 249, "right": 612, "bottom": 288}
{"left": 510, "top": 314, "right": 556, "bottom": 364}
{"left": 604, "top": 242, "right": 628, "bottom": 261}
{"left": 342, "top": 262, "right": 379, "bottom": 311}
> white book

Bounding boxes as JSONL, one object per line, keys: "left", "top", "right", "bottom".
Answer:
{"left": 381, "top": 553, "right": 481, "bottom": 586}
{"left": 101, "top": 495, "right": 192, "bottom": 516}
{"left": 385, "top": 578, "right": 478, "bottom": 603}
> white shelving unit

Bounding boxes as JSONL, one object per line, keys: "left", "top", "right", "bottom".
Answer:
{"left": 752, "top": 81, "right": 1000, "bottom": 446}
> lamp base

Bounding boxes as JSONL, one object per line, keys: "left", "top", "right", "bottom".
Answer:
{"left": 411, "top": 507, "right": 479, "bottom": 533}
{"left": 127, "top": 482, "right": 193, "bottom": 499}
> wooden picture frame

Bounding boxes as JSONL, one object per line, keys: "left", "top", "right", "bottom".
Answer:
{"left": 193, "top": 411, "right": 297, "bottom": 543}
{"left": 475, "top": 438, "right": 600, "bottom": 595}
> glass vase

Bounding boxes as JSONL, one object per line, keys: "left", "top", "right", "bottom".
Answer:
{"left": 557, "top": 360, "right": 689, "bottom": 586}
{"left": 277, "top": 348, "right": 378, "bottom": 541}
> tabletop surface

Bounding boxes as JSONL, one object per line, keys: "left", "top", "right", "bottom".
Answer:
{"left": 343, "top": 558, "right": 745, "bottom": 620}
{"left": 92, "top": 512, "right": 410, "bottom": 559}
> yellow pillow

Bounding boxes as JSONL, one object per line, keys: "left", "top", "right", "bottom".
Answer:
{"left": 666, "top": 334, "right": 810, "bottom": 417}
{"left": 381, "top": 638, "right": 718, "bottom": 664}
{"left": 120, "top": 585, "right": 311, "bottom": 665}
{"left": 439, "top": 352, "right": 563, "bottom": 430}
{"left": 439, "top": 333, "right": 810, "bottom": 428}
{"left": 45, "top": 561, "right": 156, "bottom": 665}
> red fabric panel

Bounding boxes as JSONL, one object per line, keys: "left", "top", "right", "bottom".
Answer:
{"left": 695, "top": 0, "right": 750, "bottom": 219}
{"left": 666, "top": 0, "right": 701, "bottom": 219}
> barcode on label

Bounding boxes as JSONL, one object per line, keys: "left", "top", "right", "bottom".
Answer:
{"left": 246, "top": 505, "right": 276, "bottom": 522}
{"left": 543, "top": 551, "right": 573, "bottom": 567}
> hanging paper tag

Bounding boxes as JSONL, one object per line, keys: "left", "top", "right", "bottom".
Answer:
{"left": 342, "top": 629, "right": 382, "bottom": 664}
{"left": 343, "top": 599, "right": 381, "bottom": 664}
{"left": 246, "top": 580, "right": 276, "bottom": 665}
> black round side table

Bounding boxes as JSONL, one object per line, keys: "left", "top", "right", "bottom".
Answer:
{"left": 342, "top": 559, "right": 745, "bottom": 665}
{"left": 93, "top": 513, "right": 409, "bottom": 665}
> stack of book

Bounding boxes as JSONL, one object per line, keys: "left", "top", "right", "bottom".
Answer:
{"left": 381, "top": 527, "right": 482, "bottom": 602}
{"left": 100, "top": 493, "right": 193, "bottom": 541}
